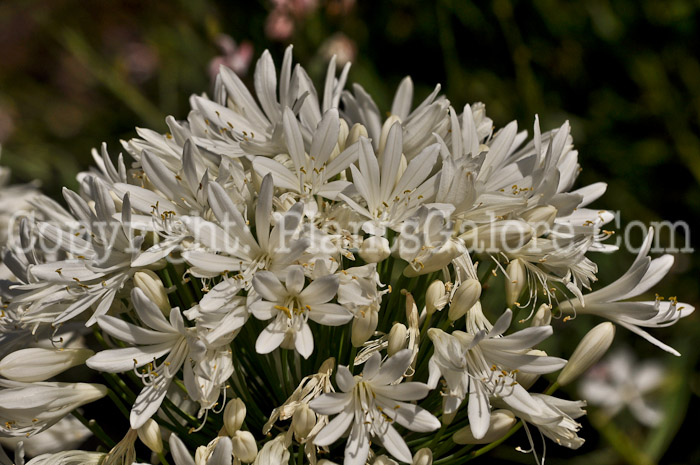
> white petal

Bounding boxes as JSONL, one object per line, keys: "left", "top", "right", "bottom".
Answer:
{"left": 252, "top": 271, "right": 286, "bottom": 302}
{"left": 372, "top": 349, "right": 412, "bottom": 385}
{"left": 285, "top": 266, "right": 306, "bottom": 296}
{"left": 255, "top": 324, "right": 285, "bottom": 354}
{"left": 295, "top": 322, "right": 314, "bottom": 359}
{"left": 373, "top": 382, "right": 431, "bottom": 402}
{"left": 169, "top": 435, "right": 196, "bottom": 465}
{"left": 299, "top": 274, "right": 339, "bottom": 303}
{"left": 336, "top": 365, "right": 355, "bottom": 393}
{"left": 467, "top": 380, "right": 491, "bottom": 440}
{"left": 307, "top": 304, "right": 353, "bottom": 326}
{"left": 309, "top": 392, "right": 352, "bottom": 416}
{"left": 344, "top": 420, "right": 370, "bottom": 465}
{"left": 313, "top": 408, "right": 354, "bottom": 447}
{"left": 380, "top": 423, "right": 413, "bottom": 463}
{"left": 86, "top": 343, "right": 174, "bottom": 373}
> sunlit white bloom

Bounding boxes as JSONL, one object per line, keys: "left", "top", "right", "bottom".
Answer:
{"left": 0, "top": 415, "right": 91, "bottom": 457}
{"left": 0, "top": 380, "right": 107, "bottom": 436}
{"left": 310, "top": 350, "right": 440, "bottom": 464}
{"left": 560, "top": 229, "right": 695, "bottom": 355}
{"left": 427, "top": 310, "right": 567, "bottom": 439}
{"left": 87, "top": 288, "right": 196, "bottom": 428}
{"left": 250, "top": 265, "right": 352, "bottom": 358}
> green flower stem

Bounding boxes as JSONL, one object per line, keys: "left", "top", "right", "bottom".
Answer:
{"left": 157, "top": 452, "right": 171, "bottom": 465}
{"left": 72, "top": 410, "right": 116, "bottom": 448}
{"left": 107, "top": 388, "right": 132, "bottom": 420}
{"left": 348, "top": 346, "right": 358, "bottom": 373}
{"left": 167, "top": 263, "right": 196, "bottom": 309}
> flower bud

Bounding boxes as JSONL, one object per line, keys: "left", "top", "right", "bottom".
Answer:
{"left": 558, "top": 322, "right": 615, "bottom": 386}
{"left": 137, "top": 418, "right": 163, "bottom": 454}
{"left": 352, "top": 309, "right": 378, "bottom": 347}
{"left": 531, "top": 304, "right": 552, "bottom": 326}
{"left": 347, "top": 123, "right": 369, "bottom": 146}
{"left": 232, "top": 430, "right": 258, "bottom": 463}
{"left": 425, "top": 280, "right": 446, "bottom": 315}
{"left": 505, "top": 259, "right": 526, "bottom": 308}
{"left": 520, "top": 205, "right": 557, "bottom": 236}
{"left": 0, "top": 348, "right": 94, "bottom": 382}
{"left": 460, "top": 220, "right": 533, "bottom": 253}
{"left": 134, "top": 270, "right": 170, "bottom": 314}
{"left": 373, "top": 455, "right": 399, "bottom": 465}
{"left": 387, "top": 323, "right": 408, "bottom": 356}
{"left": 224, "top": 398, "right": 247, "bottom": 435}
{"left": 291, "top": 404, "right": 316, "bottom": 439}
{"left": 359, "top": 235, "right": 391, "bottom": 263}
{"left": 337, "top": 118, "right": 350, "bottom": 152}
{"left": 453, "top": 409, "right": 516, "bottom": 444}
{"left": 412, "top": 448, "right": 433, "bottom": 465}
{"left": 378, "top": 116, "right": 402, "bottom": 156}
{"left": 448, "top": 278, "right": 481, "bottom": 321}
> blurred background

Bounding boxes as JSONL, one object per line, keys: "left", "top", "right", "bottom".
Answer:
{"left": 0, "top": 0, "right": 698, "bottom": 463}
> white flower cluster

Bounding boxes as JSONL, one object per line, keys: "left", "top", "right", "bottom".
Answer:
{"left": 0, "top": 46, "right": 693, "bottom": 465}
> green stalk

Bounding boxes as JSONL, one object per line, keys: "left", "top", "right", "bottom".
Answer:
{"left": 72, "top": 410, "right": 116, "bottom": 448}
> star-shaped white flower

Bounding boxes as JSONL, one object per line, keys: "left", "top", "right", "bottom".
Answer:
{"left": 250, "top": 266, "right": 352, "bottom": 358}
{"left": 310, "top": 350, "right": 440, "bottom": 465}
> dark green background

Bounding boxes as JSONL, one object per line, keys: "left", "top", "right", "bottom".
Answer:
{"left": 0, "top": 0, "right": 698, "bottom": 463}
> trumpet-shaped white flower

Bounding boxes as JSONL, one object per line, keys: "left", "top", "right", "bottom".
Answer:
{"left": 560, "top": 229, "right": 694, "bottom": 355}
{"left": 427, "top": 309, "right": 567, "bottom": 440}
{"left": 87, "top": 288, "right": 204, "bottom": 428}
{"left": 250, "top": 266, "right": 352, "bottom": 358}
{"left": 310, "top": 350, "right": 440, "bottom": 465}
{"left": 0, "top": 380, "right": 107, "bottom": 437}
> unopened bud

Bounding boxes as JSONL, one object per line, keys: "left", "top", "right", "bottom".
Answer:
{"left": 291, "top": 404, "right": 316, "bottom": 439}
{"left": 359, "top": 236, "right": 391, "bottom": 263}
{"left": 505, "top": 259, "right": 526, "bottom": 308}
{"left": 347, "top": 123, "right": 369, "bottom": 146}
{"left": 337, "top": 118, "right": 350, "bottom": 152}
{"left": 0, "top": 348, "right": 94, "bottom": 382}
{"left": 412, "top": 448, "right": 433, "bottom": 465}
{"left": 448, "top": 278, "right": 481, "bottom": 321}
{"left": 425, "top": 280, "right": 446, "bottom": 315}
{"left": 531, "top": 304, "right": 552, "bottom": 327}
{"left": 231, "top": 430, "right": 258, "bottom": 463}
{"left": 520, "top": 205, "right": 557, "bottom": 236}
{"left": 387, "top": 323, "right": 408, "bottom": 356}
{"left": 373, "top": 455, "right": 399, "bottom": 465}
{"left": 460, "top": 220, "right": 533, "bottom": 252}
{"left": 378, "top": 116, "right": 402, "bottom": 156}
{"left": 352, "top": 309, "right": 378, "bottom": 347}
{"left": 453, "top": 409, "right": 516, "bottom": 444}
{"left": 558, "top": 322, "right": 615, "bottom": 386}
{"left": 134, "top": 270, "right": 170, "bottom": 314}
{"left": 137, "top": 418, "right": 163, "bottom": 454}
{"left": 224, "top": 398, "right": 246, "bottom": 435}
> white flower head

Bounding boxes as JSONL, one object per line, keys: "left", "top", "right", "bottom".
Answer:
{"left": 310, "top": 349, "right": 440, "bottom": 464}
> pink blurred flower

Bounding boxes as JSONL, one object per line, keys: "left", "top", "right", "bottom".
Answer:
{"left": 208, "top": 35, "right": 254, "bottom": 81}
{"left": 265, "top": 9, "right": 295, "bottom": 41}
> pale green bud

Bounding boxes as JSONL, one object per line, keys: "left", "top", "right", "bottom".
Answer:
{"left": 224, "top": 398, "right": 247, "bottom": 435}
{"left": 448, "top": 278, "right": 481, "bottom": 321}
{"left": 412, "top": 448, "right": 433, "bottom": 465}
{"left": 453, "top": 409, "right": 516, "bottom": 444}
{"left": 387, "top": 323, "right": 408, "bottom": 356}
{"left": 352, "top": 309, "right": 378, "bottom": 347}
{"left": 505, "top": 258, "right": 526, "bottom": 308}
{"left": 425, "top": 280, "right": 446, "bottom": 315}
{"left": 291, "top": 404, "right": 316, "bottom": 439}
{"left": 232, "top": 430, "right": 258, "bottom": 463}
{"left": 137, "top": 418, "right": 163, "bottom": 453}
{"left": 134, "top": 270, "right": 170, "bottom": 314}
{"left": 558, "top": 322, "right": 616, "bottom": 386}
{"left": 347, "top": 123, "right": 369, "bottom": 146}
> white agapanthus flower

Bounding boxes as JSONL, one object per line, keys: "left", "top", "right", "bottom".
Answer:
{"left": 0, "top": 44, "right": 691, "bottom": 464}
{"left": 310, "top": 350, "right": 440, "bottom": 464}
{"left": 250, "top": 265, "right": 352, "bottom": 358}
